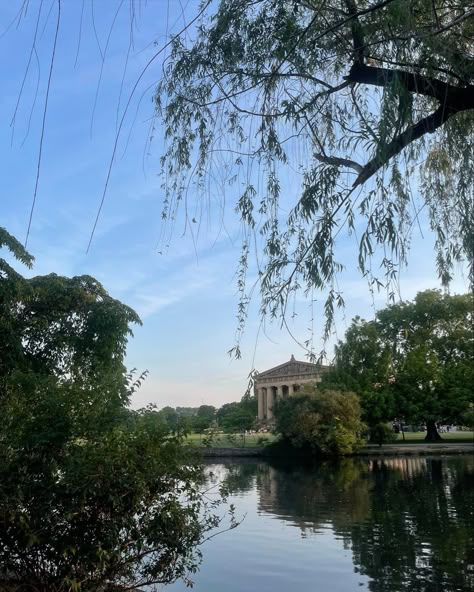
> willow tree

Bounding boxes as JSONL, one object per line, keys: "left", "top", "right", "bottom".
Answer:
{"left": 156, "top": 0, "right": 474, "bottom": 354}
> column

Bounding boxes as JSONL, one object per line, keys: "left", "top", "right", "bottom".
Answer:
{"left": 277, "top": 385, "right": 283, "bottom": 401}
{"left": 257, "top": 388, "right": 264, "bottom": 420}
{"left": 266, "top": 386, "right": 273, "bottom": 420}
{"left": 289, "top": 384, "right": 294, "bottom": 397}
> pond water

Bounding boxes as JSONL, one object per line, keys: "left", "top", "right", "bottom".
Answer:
{"left": 166, "top": 455, "right": 474, "bottom": 592}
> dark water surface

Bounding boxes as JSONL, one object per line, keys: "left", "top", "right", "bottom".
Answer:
{"left": 167, "top": 456, "right": 474, "bottom": 592}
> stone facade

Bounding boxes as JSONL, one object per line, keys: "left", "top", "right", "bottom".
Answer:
{"left": 255, "top": 355, "right": 330, "bottom": 422}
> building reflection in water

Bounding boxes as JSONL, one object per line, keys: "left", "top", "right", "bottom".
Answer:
{"left": 218, "top": 456, "right": 474, "bottom": 591}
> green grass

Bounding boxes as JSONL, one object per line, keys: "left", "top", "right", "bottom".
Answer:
{"left": 185, "top": 431, "right": 473, "bottom": 448}
{"left": 186, "top": 432, "right": 275, "bottom": 448}
{"left": 394, "top": 431, "right": 474, "bottom": 443}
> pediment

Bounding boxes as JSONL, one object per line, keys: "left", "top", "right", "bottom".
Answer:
{"left": 257, "top": 358, "right": 325, "bottom": 380}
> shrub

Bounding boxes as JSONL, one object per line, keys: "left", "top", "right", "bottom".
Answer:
{"left": 368, "top": 422, "right": 397, "bottom": 446}
{"left": 273, "top": 387, "right": 365, "bottom": 456}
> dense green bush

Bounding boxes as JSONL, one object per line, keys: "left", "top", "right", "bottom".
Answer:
{"left": 273, "top": 387, "right": 365, "bottom": 456}
{"left": 368, "top": 422, "right": 397, "bottom": 447}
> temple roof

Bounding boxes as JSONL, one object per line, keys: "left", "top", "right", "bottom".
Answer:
{"left": 255, "top": 355, "right": 329, "bottom": 381}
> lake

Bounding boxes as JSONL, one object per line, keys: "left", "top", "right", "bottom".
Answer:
{"left": 166, "top": 455, "right": 474, "bottom": 592}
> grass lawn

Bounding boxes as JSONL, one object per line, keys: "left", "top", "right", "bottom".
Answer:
{"left": 186, "top": 432, "right": 275, "bottom": 448}
{"left": 185, "top": 431, "right": 473, "bottom": 448}
{"left": 394, "top": 431, "right": 474, "bottom": 444}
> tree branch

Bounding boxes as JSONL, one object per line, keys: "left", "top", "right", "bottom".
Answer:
{"left": 353, "top": 104, "right": 454, "bottom": 187}
{"left": 346, "top": 60, "right": 474, "bottom": 187}
{"left": 347, "top": 62, "right": 474, "bottom": 110}
{"left": 344, "top": 0, "right": 366, "bottom": 64}
{"left": 314, "top": 152, "right": 363, "bottom": 172}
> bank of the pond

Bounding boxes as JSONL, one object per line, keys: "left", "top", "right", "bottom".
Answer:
{"left": 357, "top": 443, "right": 474, "bottom": 456}
{"left": 201, "top": 442, "right": 473, "bottom": 458}
{"left": 201, "top": 447, "right": 271, "bottom": 457}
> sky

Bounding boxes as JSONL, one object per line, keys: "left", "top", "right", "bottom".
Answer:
{"left": 0, "top": 1, "right": 469, "bottom": 410}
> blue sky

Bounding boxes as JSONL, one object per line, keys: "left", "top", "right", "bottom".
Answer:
{"left": 0, "top": 1, "right": 469, "bottom": 409}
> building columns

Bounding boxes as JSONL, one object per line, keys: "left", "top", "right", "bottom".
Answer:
{"left": 257, "top": 380, "right": 309, "bottom": 422}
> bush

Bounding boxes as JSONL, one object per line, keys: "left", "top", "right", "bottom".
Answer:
{"left": 368, "top": 422, "right": 397, "bottom": 446}
{"left": 273, "top": 387, "right": 365, "bottom": 456}
{"left": 0, "top": 386, "right": 227, "bottom": 592}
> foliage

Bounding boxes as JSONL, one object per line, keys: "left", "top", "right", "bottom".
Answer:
{"left": 217, "top": 395, "right": 257, "bottom": 433}
{"left": 202, "top": 423, "right": 221, "bottom": 448}
{"left": 0, "top": 397, "right": 225, "bottom": 591}
{"left": 329, "top": 290, "right": 474, "bottom": 440}
{"left": 273, "top": 386, "right": 365, "bottom": 455}
{"left": 158, "top": 406, "right": 180, "bottom": 430}
{"left": 0, "top": 226, "right": 141, "bottom": 410}
{"left": 156, "top": 0, "right": 474, "bottom": 354}
{"left": 176, "top": 406, "right": 200, "bottom": 417}
{"left": 0, "top": 231, "right": 232, "bottom": 591}
{"left": 321, "top": 320, "right": 396, "bottom": 428}
{"left": 368, "top": 421, "right": 397, "bottom": 446}
{"left": 461, "top": 403, "right": 474, "bottom": 429}
{"left": 192, "top": 405, "right": 217, "bottom": 433}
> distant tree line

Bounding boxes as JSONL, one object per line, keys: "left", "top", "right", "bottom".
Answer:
{"left": 156, "top": 393, "right": 258, "bottom": 434}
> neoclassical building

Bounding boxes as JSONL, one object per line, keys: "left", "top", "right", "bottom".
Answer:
{"left": 255, "top": 355, "right": 330, "bottom": 422}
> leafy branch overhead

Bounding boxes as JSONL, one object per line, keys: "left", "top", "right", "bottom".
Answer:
{"left": 156, "top": 0, "right": 474, "bottom": 353}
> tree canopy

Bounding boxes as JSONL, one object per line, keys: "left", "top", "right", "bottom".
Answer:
{"left": 216, "top": 395, "right": 257, "bottom": 432}
{"left": 328, "top": 290, "right": 474, "bottom": 440}
{"left": 156, "top": 0, "right": 474, "bottom": 352}
{"left": 0, "top": 228, "right": 233, "bottom": 591}
{"left": 273, "top": 386, "right": 365, "bottom": 455}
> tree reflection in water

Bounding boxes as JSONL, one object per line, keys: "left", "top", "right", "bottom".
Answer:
{"left": 219, "top": 456, "right": 474, "bottom": 591}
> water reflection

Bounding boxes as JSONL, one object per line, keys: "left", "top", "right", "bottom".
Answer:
{"left": 220, "top": 456, "right": 474, "bottom": 591}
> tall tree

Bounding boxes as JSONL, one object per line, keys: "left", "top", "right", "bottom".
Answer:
{"left": 192, "top": 405, "right": 217, "bottom": 432}
{"left": 331, "top": 290, "right": 474, "bottom": 440}
{"left": 325, "top": 317, "right": 396, "bottom": 430}
{"left": 378, "top": 290, "right": 474, "bottom": 440}
{"left": 156, "top": 0, "right": 474, "bottom": 352}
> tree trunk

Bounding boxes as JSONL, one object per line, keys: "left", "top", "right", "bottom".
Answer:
{"left": 425, "top": 419, "right": 443, "bottom": 442}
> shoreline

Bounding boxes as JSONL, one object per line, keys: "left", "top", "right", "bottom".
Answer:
{"left": 201, "top": 442, "right": 474, "bottom": 458}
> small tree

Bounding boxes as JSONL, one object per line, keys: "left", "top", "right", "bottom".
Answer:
{"left": 217, "top": 396, "right": 257, "bottom": 434}
{"left": 273, "top": 387, "right": 365, "bottom": 456}
{"left": 192, "top": 405, "right": 216, "bottom": 434}
{"left": 368, "top": 422, "right": 397, "bottom": 447}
